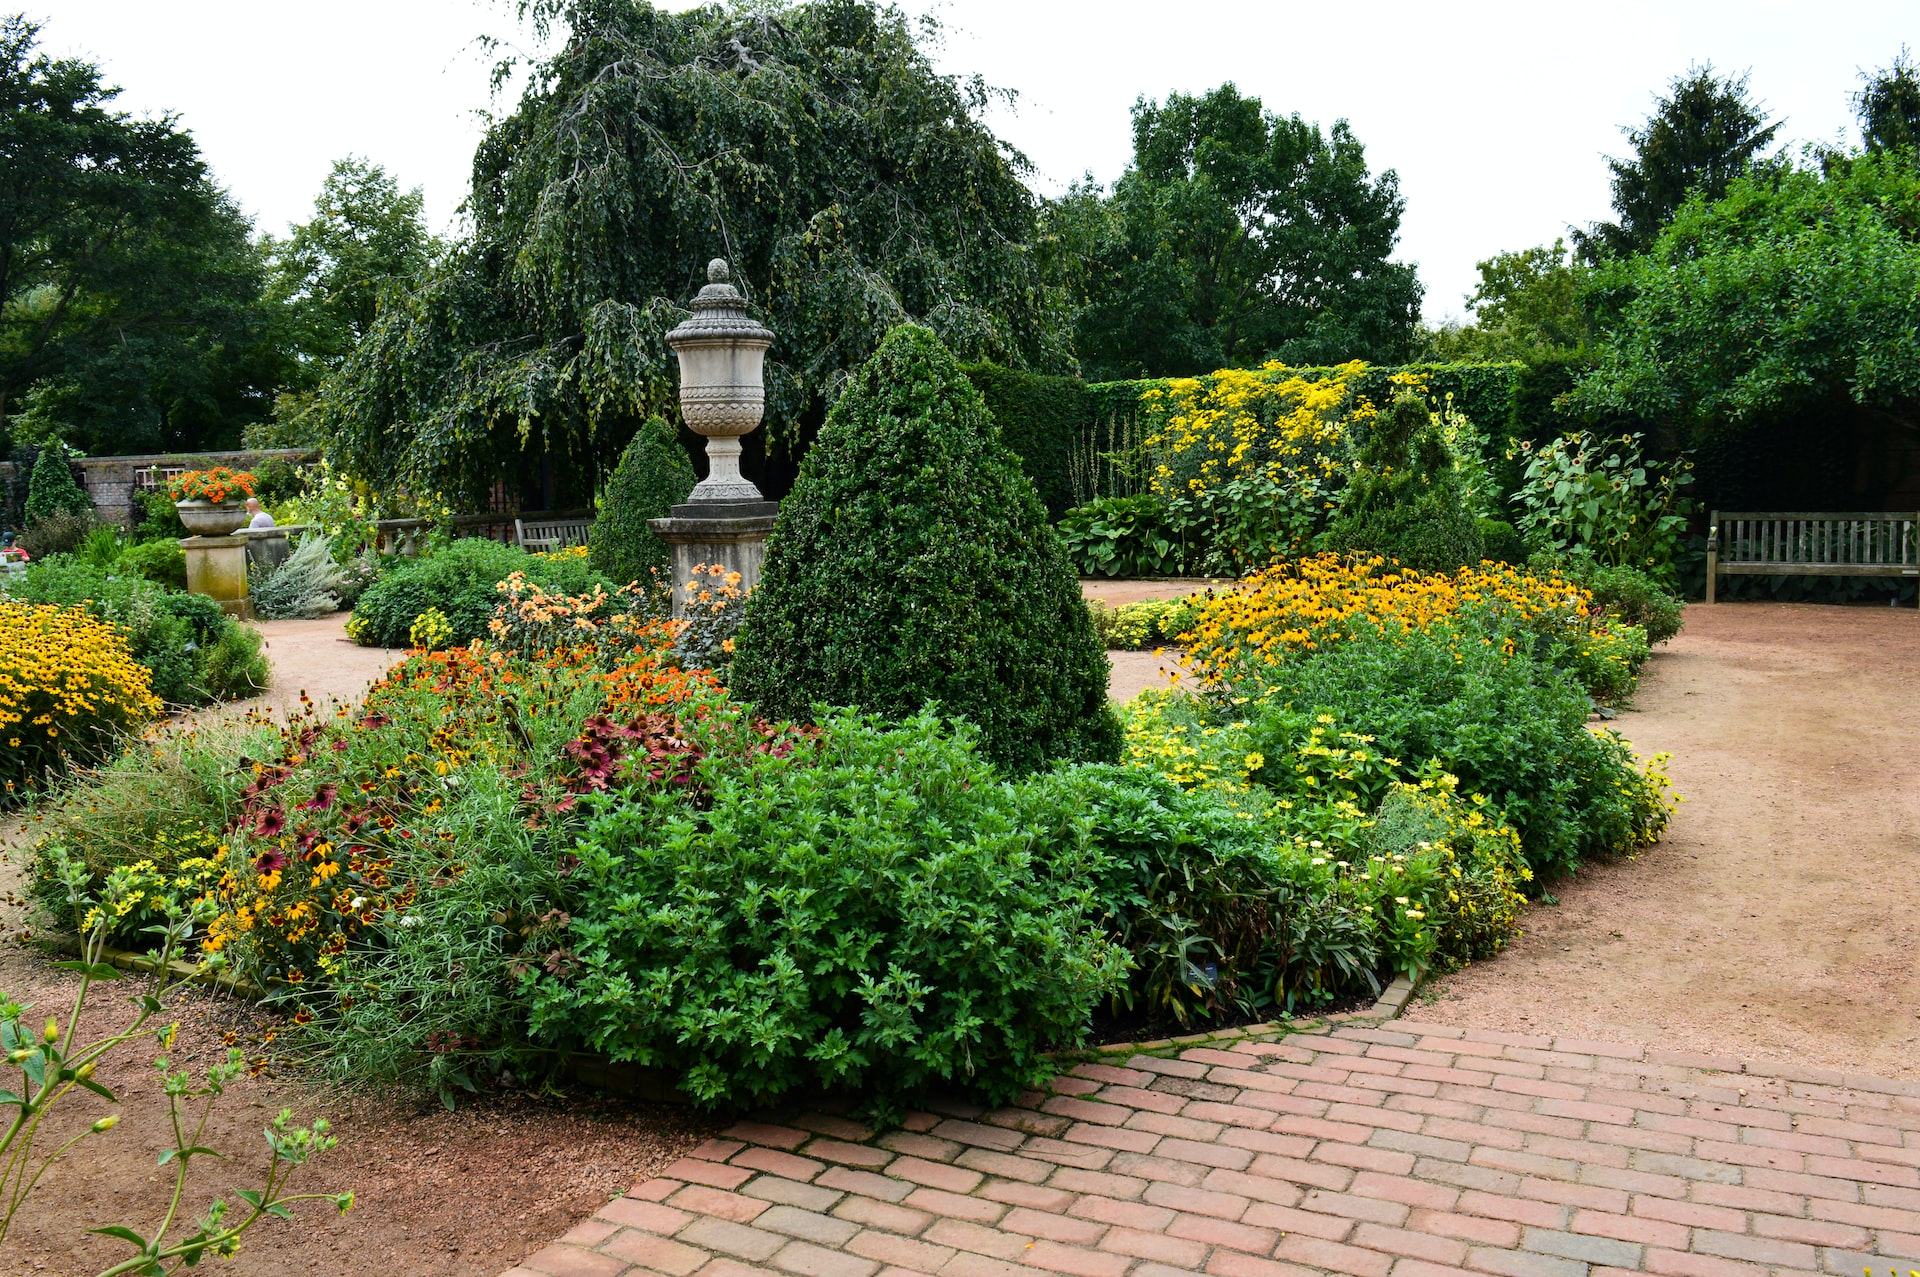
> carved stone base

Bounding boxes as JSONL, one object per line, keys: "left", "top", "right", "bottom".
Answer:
{"left": 181, "top": 535, "right": 253, "bottom": 619}
{"left": 649, "top": 505, "right": 779, "bottom": 619}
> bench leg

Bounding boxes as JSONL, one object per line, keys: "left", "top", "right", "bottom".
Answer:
{"left": 1705, "top": 550, "right": 1716, "bottom": 604}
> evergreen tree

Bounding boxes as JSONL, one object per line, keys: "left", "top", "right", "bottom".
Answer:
{"left": 729, "top": 325, "right": 1118, "bottom": 774}
{"left": 22, "top": 442, "right": 90, "bottom": 525}
{"left": 588, "top": 415, "right": 695, "bottom": 587}
{"left": 1575, "top": 65, "right": 1779, "bottom": 261}
{"left": 1857, "top": 48, "right": 1920, "bottom": 155}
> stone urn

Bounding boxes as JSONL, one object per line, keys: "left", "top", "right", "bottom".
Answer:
{"left": 667, "top": 258, "right": 776, "bottom": 503}
{"left": 175, "top": 500, "right": 249, "bottom": 536}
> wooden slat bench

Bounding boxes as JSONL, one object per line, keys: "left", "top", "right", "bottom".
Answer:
{"left": 515, "top": 516, "right": 593, "bottom": 553}
{"left": 1707, "top": 509, "right": 1920, "bottom": 604}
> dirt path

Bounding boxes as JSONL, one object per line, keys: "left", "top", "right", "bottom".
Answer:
{"left": 1421, "top": 601, "right": 1920, "bottom": 1079}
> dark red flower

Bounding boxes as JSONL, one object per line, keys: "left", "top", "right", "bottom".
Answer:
{"left": 252, "top": 807, "right": 286, "bottom": 838}
{"left": 253, "top": 849, "right": 288, "bottom": 875}
{"left": 300, "top": 784, "right": 338, "bottom": 811}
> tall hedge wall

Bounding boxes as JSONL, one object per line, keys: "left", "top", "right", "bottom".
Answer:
{"left": 966, "top": 360, "right": 1529, "bottom": 518}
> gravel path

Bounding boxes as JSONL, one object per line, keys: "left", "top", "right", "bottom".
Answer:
{"left": 1420, "top": 602, "right": 1920, "bottom": 1080}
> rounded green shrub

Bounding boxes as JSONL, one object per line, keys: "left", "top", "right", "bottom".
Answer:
{"left": 119, "top": 538, "right": 188, "bottom": 590}
{"left": 202, "top": 623, "right": 271, "bottom": 700}
{"left": 729, "top": 325, "right": 1119, "bottom": 773}
{"left": 348, "top": 538, "right": 614, "bottom": 647}
{"left": 589, "top": 415, "right": 695, "bottom": 588}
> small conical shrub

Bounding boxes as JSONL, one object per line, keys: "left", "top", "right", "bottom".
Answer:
{"left": 1321, "top": 393, "right": 1483, "bottom": 570}
{"left": 23, "top": 443, "right": 92, "bottom": 526}
{"left": 730, "top": 325, "right": 1118, "bottom": 773}
{"left": 589, "top": 415, "right": 696, "bottom": 588}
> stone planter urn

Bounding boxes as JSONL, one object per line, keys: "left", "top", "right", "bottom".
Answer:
{"left": 175, "top": 500, "right": 249, "bottom": 536}
{"left": 650, "top": 258, "right": 780, "bottom": 617}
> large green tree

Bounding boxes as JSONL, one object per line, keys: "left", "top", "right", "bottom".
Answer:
{"left": 1423, "top": 239, "right": 1592, "bottom": 362}
{"left": 1058, "top": 83, "right": 1421, "bottom": 379}
{"left": 0, "top": 14, "right": 281, "bottom": 455}
{"left": 1569, "top": 151, "right": 1920, "bottom": 439}
{"left": 249, "top": 157, "right": 438, "bottom": 445}
{"left": 1857, "top": 48, "right": 1920, "bottom": 155}
{"left": 317, "top": 0, "right": 1072, "bottom": 504}
{"left": 1574, "top": 65, "right": 1780, "bottom": 261}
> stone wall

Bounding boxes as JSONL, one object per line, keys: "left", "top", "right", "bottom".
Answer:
{"left": 0, "top": 449, "right": 315, "bottom": 530}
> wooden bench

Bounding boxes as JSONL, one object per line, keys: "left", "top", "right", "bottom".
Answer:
{"left": 515, "top": 516, "right": 593, "bottom": 553}
{"left": 1707, "top": 510, "right": 1920, "bottom": 604}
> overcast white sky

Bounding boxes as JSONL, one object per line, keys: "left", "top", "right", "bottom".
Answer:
{"left": 37, "top": 0, "right": 1917, "bottom": 322}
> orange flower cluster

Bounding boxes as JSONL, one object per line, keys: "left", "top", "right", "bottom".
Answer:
{"left": 1183, "top": 553, "right": 1591, "bottom": 684}
{"left": 167, "top": 466, "right": 256, "bottom": 504}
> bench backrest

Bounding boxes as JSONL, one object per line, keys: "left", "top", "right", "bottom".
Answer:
{"left": 1712, "top": 511, "right": 1919, "bottom": 569}
{"left": 516, "top": 517, "right": 593, "bottom": 550}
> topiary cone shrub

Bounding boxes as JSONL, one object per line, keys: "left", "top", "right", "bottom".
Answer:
{"left": 730, "top": 324, "right": 1119, "bottom": 774}
{"left": 589, "top": 415, "right": 696, "bottom": 587}
{"left": 23, "top": 442, "right": 92, "bottom": 526}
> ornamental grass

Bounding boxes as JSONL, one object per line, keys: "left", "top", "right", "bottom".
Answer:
{"left": 0, "top": 602, "right": 161, "bottom": 799}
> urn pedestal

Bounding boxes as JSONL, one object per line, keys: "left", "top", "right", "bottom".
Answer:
{"left": 182, "top": 535, "right": 253, "bottom": 619}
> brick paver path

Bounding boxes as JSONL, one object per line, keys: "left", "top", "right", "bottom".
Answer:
{"left": 504, "top": 1019, "right": 1920, "bottom": 1277}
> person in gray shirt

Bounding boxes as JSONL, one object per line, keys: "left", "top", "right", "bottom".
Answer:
{"left": 245, "top": 497, "right": 276, "bottom": 529}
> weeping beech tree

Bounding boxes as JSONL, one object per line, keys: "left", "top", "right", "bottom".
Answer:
{"left": 317, "top": 0, "right": 1073, "bottom": 504}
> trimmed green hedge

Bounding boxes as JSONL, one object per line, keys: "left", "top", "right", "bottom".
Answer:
{"left": 969, "top": 361, "right": 1528, "bottom": 521}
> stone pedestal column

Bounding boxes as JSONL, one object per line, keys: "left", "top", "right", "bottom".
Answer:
{"left": 660, "top": 259, "right": 778, "bottom": 613}
{"left": 181, "top": 535, "right": 253, "bottom": 619}
{"left": 649, "top": 502, "right": 779, "bottom": 619}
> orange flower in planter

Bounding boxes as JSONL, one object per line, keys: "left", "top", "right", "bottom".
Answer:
{"left": 168, "top": 467, "right": 257, "bottom": 504}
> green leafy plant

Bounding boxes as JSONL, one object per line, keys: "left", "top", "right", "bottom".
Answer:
{"left": 528, "top": 709, "right": 1128, "bottom": 1106}
{"left": 118, "top": 539, "right": 187, "bottom": 590}
{"left": 731, "top": 324, "right": 1119, "bottom": 774}
{"left": 1559, "top": 559, "right": 1685, "bottom": 645}
{"left": 1512, "top": 432, "right": 1692, "bottom": 585}
{"left": 200, "top": 623, "right": 270, "bottom": 702}
{"left": 1056, "top": 496, "right": 1188, "bottom": 578}
{"left": 589, "top": 415, "right": 695, "bottom": 588}
{"left": 1, "top": 847, "right": 351, "bottom": 1268}
{"left": 1087, "top": 598, "right": 1199, "bottom": 650}
{"left": 18, "top": 509, "right": 94, "bottom": 559}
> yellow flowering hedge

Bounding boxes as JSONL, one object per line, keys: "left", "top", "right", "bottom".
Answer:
{"left": 0, "top": 602, "right": 161, "bottom": 798}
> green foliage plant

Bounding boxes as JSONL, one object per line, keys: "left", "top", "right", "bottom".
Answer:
{"left": 200, "top": 623, "right": 270, "bottom": 702}
{"left": 23, "top": 445, "right": 90, "bottom": 526}
{"left": 588, "top": 416, "right": 694, "bottom": 587}
{"left": 133, "top": 491, "right": 187, "bottom": 543}
{"left": 0, "top": 846, "right": 351, "bottom": 1267}
{"left": 1320, "top": 393, "right": 1485, "bottom": 571}
{"left": 1570, "top": 560, "right": 1685, "bottom": 644}
{"left": 116, "top": 539, "right": 187, "bottom": 590}
{"left": 1086, "top": 598, "right": 1199, "bottom": 650}
{"left": 16, "top": 509, "right": 93, "bottom": 559}
{"left": 729, "top": 325, "right": 1118, "bottom": 773}
{"left": 528, "top": 708, "right": 1128, "bottom": 1107}
{"left": 1512, "top": 432, "right": 1692, "bottom": 585}
{"left": 1056, "top": 495, "right": 1188, "bottom": 578}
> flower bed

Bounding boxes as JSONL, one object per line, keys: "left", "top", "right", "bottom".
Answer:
{"left": 0, "top": 602, "right": 161, "bottom": 798}
{"left": 26, "top": 554, "right": 1677, "bottom": 1107}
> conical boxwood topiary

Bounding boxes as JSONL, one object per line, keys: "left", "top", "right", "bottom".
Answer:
{"left": 730, "top": 324, "right": 1119, "bottom": 773}
{"left": 23, "top": 443, "right": 92, "bottom": 526}
{"left": 589, "top": 415, "right": 696, "bottom": 588}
